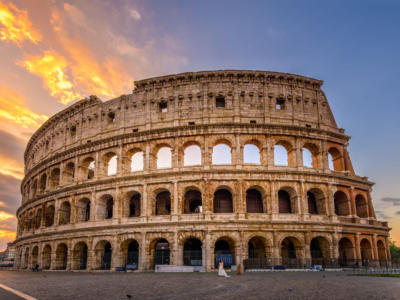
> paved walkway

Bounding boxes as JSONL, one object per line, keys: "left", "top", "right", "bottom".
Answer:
{"left": 0, "top": 270, "right": 399, "bottom": 299}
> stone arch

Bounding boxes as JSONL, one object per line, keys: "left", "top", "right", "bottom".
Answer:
{"left": 377, "top": 240, "right": 387, "bottom": 266}
{"left": 63, "top": 162, "right": 75, "bottom": 183}
{"left": 360, "top": 238, "right": 373, "bottom": 264}
{"left": 280, "top": 236, "right": 304, "bottom": 268}
{"left": 23, "top": 246, "right": 29, "bottom": 269}
{"left": 334, "top": 190, "right": 350, "bottom": 216}
{"left": 183, "top": 237, "right": 203, "bottom": 266}
{"left": 213, "top": 187, "right": 233, "bottom": 213}
{"left": 302, "top": 142, "right": 320, "bottom": 169}
{"left": 355, "top": 194, "right": 368, "bottom": 218}
{"left": 127, "top": 148, "right": 144, "bottom": 172}
{"left": 183, "top": 142, "right": 202, "bottom": 166}
{"left": 273, "top": 140, "right": 295, "bottom": 167}
{"left": 49, "top": 168, "right": 60, "bottom": 188}
{"left": 97, "top": 194, "right": 114, "bottom": 220}
{"left": 58, "top": 201, "right": 71, "bottom": 225}
{"left": 31, "top": 246, "right": 39, "bottom": 266}
{"left": 155, "top": 189, "right": 171, "bottom": 216}
{"left": 151, "top": 238, "right": 170, "bottom": 267}
{"left": 94, "top": 240, "right": 112, "bottom": 270}
{"left": 247, "top": 236, "right": 269, "bottom": 267}
{"left": 120, "top": 239, "right": 139, "bottom": 269}
{"left": 39, "top": 173, "right": 47, "bottom": 193}
{"left": 278, "top": 186, "right": 297, "bottom": 214}
{"left": 214, "top": 236, "right": 235, "bottom": 268}
{"left": 126, "top": 191, "right": 141, "bottom": 217}
{"left": 338, "top": 237, "right": 355, "bottom": 267}
{"left": 55, "top": 243, "right": 68, "bottom": 270}
{"left": 328, "top": 147, "right": 343, "bottom": 171}
{"left": 42, "top": 244, "right": 51, "bottom": 270}
{"left": 45, "top": 204, "right": 55, "bottom": 227}
{"left": 34, "top": 208, "right": 42, "bottom": 229}
{"left": 80, "top": 156, "right": 95, "bottom": 180}
{"left": 156, "top": 145, "right": 172, "bottom": 169}
{"left": 246, "top": 188, "right": 264, "bottom": 213}
{"left": 310, "top": 236, "right": 331, "bottom": 266}
{"left": 307, "top": 188, "right": 327, "bottom": 215}
{"left": 31, "top": 179, "right": 37, "bottom": 197}
{"left": 76, "top": 197, "right": 91, "bottom": 222}
{"left": 212, "top": 141, "right": 232, "bottom": 165}
{"left": 103, "top": 152, "right": 117, "bottom": 176}
{"left": 183, "top": 188, "right": 202, "bottom": 214}
{"left": 243, "top": 143, "right": 261, "bottom": 165}
{"left": 72, "top": 241, "right": 88, "bottom": 270}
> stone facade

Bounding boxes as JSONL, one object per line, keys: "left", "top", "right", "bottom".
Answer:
{"left": 14, "top": 70, "right": 390, "bottom": 271}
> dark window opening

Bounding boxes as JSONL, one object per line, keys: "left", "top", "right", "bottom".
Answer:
{"left": 306, "top": 124, "right": 312, "bottom": 128}
{"left": 108, "top": 112, "right": 115, "bottom": 123}
{"left": 70, "top": 126, "right": 76, "bottom": 137}
{"left": 159, "top": 102, "right": 168, "bottom": 113}
{"left": 188, "top": 121, "right": 195, "bottom": 126}
{"left": 216, "top": 97, "right": 225, "bottom": 108}
{"left": 250, "top": 120, "right": 257, "bottom": 124}
{"left": 213, "top": 189, "right": 233, "bottom": 213}
{"left": 129, "top": 194, "right": 141, "bottom": 217}
{"left": 132, "top": 128, "right": 139, "bottom": 132}
{"left": 276, "top": 99, "right": 285, "bottom": 110}
{"left": 106, "top": 198, "right": 113, "bottom": 219}
{"left": 307, "top": 192, "right": 318, "bottom": 214}
{"left": 278, "top": 190, "right": 292, "bottom": 213}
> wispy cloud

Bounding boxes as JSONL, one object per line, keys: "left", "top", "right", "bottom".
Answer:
{"left": 381, "top": 197, "right": 400, "bottom": 206}
{"left": 0, "top": 0, "right": 41, "bottom": 45}
{"left": 129, "top": 9, "right": 141, "bottom": 21}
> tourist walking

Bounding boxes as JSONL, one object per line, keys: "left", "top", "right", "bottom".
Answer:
{"left": 218, "top": 259, "right": 231, "bottom": 277}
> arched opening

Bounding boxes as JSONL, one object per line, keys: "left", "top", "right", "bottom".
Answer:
{"left": 76, "top": 198, "right": 91, "bottom": 222}
{"left": 183, "top": 190, "right": 202, "bottom": 214}
{"left": 49, "top": 168, "right": 60, "bottom": 188}
{"left": 45, "top": 205, "right": 55, "bottom": 227}
{"left": 154, "top": 239, "right": 170, "bottom": 266}
{"left": 81, "top": 157, "right": 95, "bottom": 180}
{"left": 121, "top": 239, "right": 139, "bottom": 269}
{"left": 377, "top": 240, "right": 387, "bottom": 266}
{"left": 302, "top": 148, "right": 313, "bottom": 168}
{"left": 281, "top": 237, "right": 302, "bottom": 268}
{"left": 97, "top": 195, "right": 114, "bottom": 220}
{"left": 106, "top": 154, "right": 117, "bottom": 176}
{"left": 27, "top": 212, "right": 33, "bottom": 230}
{"left": 183, "top": 145, "right": 201, "bottom": 166}
{"left": 23, "top": 248, "right": 29, "bottom": 269}
{"left": 274, "top": 144, "right": 289, "bottom": 166}
{"left": 39, "top": 173, "right": 47, "bottom": 193}
{"left": 35, "top": 209, "right": 42, "bottom": 229}
{"left": 334, "top": 191, "right": 350, "bottom": 216}
{"left": 338, "top": 238, "right": 354, "bottom": 267}
{"left": 212, "top": 143, "right": 231, "bottom": 165}
{"left": 64, "top": 162, "right": 75, "bottom": 183}
{"left": 72, "top": 242, "right": 88, "bottom": 270}
{"left": 246, "top": 189, "right": 263, "bottom": 213}
{"left": 155, "top": 191, "right": 171, "bottom": 215}
{"left": 248, "top": 237, "right": 267, "bottom": 268}
{"left": 310, "top": 237, "right": 330, "bottom": 266}
{"left": 128, "top": 193, "right": 141, "bottom": 217}
{"left": 42, "top": 245, "right": 51, "bottom": 270}
{"left": 328, "top": 147, "right": 343, "bottom": 171}
{"left": 31, "top": 180, "right": 37, "bottom": 197}
{"left": 157, "top": 147, "right": 172, "bottom": 169}
{"left": 183, "top": 238, "right": 202, "bottom": 266}
{"left": 58, "top": 202, "right": 71, "bottom": 225}
{"left": 355, "top": 194, "right": 368, "bottom": 218}
{"left": 214, "top": 238, "right": 235, "bottom": 268}
{"left": 243, "top": 144, "right": 261, "bottom": 164}
{"left": 360, "top": 239, "right": 372, "bottom": 265}
{"left": 213, "top": 189, "right": 233, "bottom": 213}
{"left": 307, "top": 191, "right": 318, "bottom": 214}
{"left": 278, "top": 189, "right": 294, "bottom": 213}
{"left": 131, "top": 151, "right": 144, "bottom": 171}
{"left": 55, "top": 243, "right": 68, "bottom": 270}
{"left": 31, "top": 246, "right": 38, "bottom": 266}
{"left": 94, "top": 241, "right": 112, "bottom": 270}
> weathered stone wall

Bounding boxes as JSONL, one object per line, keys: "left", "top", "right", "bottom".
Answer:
{"left": 14, "top": 70, "right": 390, "bottom": 271}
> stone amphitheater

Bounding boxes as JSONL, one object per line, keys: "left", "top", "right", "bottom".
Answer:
{"left": 14, "top": 70, "right": 390, "bottom": 271}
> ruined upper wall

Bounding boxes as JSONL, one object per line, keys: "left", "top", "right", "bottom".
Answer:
{"left": 24, "top": 70, "right": 342, "bottom": 173}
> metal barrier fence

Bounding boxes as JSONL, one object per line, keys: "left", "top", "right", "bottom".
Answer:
{"left": 243, "top": 258, "right": 400, "bottom": 270}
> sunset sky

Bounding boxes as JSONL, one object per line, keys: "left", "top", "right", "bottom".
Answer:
{"left": 0, "top": 0, "right": 399, "bottom": 250}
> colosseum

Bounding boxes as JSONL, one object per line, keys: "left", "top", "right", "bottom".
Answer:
{"left": 14, "top": 70, "right": 391, "bottom": 271}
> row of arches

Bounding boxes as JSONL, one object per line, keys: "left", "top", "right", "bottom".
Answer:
{"left": 24, "top": 140, "right": 346, "bottom": 199}
{"left": 18, "top": 235, "right": 389, "bottom": 271}
{"left": 19, "top": 187, "right": 372, "bottom": 232}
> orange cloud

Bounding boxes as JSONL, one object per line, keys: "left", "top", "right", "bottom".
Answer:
{"left": 0, "top": 1, "right": 41, "bottom": 45}
{"left": 21, "top": 51, "right": 82, "bottom": 105}
{"left": 0, "top": 155, "right": 23, "bottom": 180}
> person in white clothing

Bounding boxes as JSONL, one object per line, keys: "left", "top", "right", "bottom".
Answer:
{"left": 218, "top": 259, "right": 231, "bottom": 277}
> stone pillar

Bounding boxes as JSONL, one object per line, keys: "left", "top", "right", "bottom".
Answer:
{"left": 172, "top": 232, "right": 178, "bottom": 266}
{"left": 327, "top": 184, "right": 335, "bottom": 217}
{"left": 54, "top": 199, "right": 60, "bottom": 226}
{"left": 114, "top": 187, "right": 121, "bottom": 220}
{"left": 74, "top": 156, "right": 79, "bottom": 183}
{"left": 140, "top": 234, "right": 147, "bottom": 271}
{"left": 117, "top": 144, "right": 124, "bottom": 174}
{"left": 173, "top": 181, "right": 178, "bottom": 215}
{"left": 111, "top": 238, "right": 119, "bottom": 270}
{"left": 349, "top": 187, "right": 357, "bottom": 217}
{"left": 332, "top": 233, "right": 339, "bottom": 260}
{"left": 272, "top": 231, "right": 280, "bottom": 265}
{"left": 235, "top": 134, "right": 241, "bottom": 168}
{"left": 299, "top": 180, "right": 307, "bottom": 216}
{"left": 142, "top": 183, "right": 148, "bottom": 219}
{"left": 271, "top": 181, "right": 278, "bottom": 214}
{"left": 304, "top": 232, "right": 311, "bottom": 267}
{"left": 94, "top": 151, "right": 100, "bottom": 179}
{"left": 372, "top": 234, "right": 378, "bottom": 262}
{"left": 266, "top": 136, "right": 274, "bottom": 168}
{"left": 66, "top": 240, "right": 72, "bottom": 270}
{"left": 295, "top": 139, "right": 303, "bottom": 169}
{"left": 90, "top": 191, "right": 96, "bottom": 222}
{"left": 354, "top": 234, "right": 361, "bottom": 261}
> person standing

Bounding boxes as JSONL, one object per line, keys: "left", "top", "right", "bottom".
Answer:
{"left": 218, "top": 259, "right": 231, "bottom": 277}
